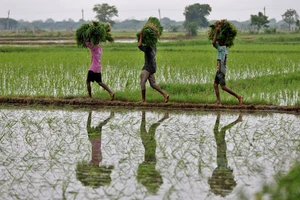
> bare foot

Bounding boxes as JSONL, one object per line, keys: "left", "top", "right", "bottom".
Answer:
{"left": 140, "top": 100, "right": 146, "bottom": 103}
{"left": 164, "top": 94, "right": 169, "bottom": 103}
{"left": 110, "top": 93, "right": 115, "bottom": 101}
{"left": 238, "top": 96, "right": 243, "bottom": 105}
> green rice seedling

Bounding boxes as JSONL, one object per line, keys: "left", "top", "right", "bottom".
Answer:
{"left": 75, "top": 21, "right": 113, "bottom": 48}
{"left": 255, "top": 162, "right": 300, "bottom": 200}
{"left": 1, "top": 33, "right": 300, "bottom": 106}
{"left": 75, "top": 23, "right": 90, "bottom": 48}
{"left": 103, "top": 23, "right": 114, "bottom": 43}
{"left": 136, "top": 17, "right": 163, "bottom": 46}
{"left": 208, "top": 19, "right": 237, "bottom": 47}
{"left": 86, "top": 22, "right": 106, "bottom": 45}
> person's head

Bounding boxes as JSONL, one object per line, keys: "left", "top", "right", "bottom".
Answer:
{"left": 218, "top": 40, "right": 225, "bottom": 46}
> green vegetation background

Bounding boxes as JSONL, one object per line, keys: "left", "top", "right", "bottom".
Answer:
{"left": 0, "top": 31, "right": 300, "bottom": 106}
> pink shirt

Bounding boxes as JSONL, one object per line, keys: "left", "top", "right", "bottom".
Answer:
{"left": 90, "top": 138, "right": 102, "bottom": 165}
{"left": 86, "top": 41, "right": 102, "bottom": 73}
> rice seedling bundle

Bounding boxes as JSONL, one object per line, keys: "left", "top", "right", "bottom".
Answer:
{"left": 137, "top": 17, "right": 163, "bottom": 46}
{"left": 208, "top": 19, "right": 237, "bottom": 47}
{"left": 75, "top": 21, "right": 114, "bottom": 48}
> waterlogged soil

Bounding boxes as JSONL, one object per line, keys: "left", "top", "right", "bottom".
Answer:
{"left": 1, "top": 106, "right": 300, "bottom": 199}
{"left": 1, "top": 96, "right": 299, "bottom": 113}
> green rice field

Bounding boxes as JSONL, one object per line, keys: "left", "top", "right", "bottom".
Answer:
{"left": 1, "top": 32, "right": 300, "bottom": 200}
{"left": 1, "top": 33, "right": 300, "bottom": 106}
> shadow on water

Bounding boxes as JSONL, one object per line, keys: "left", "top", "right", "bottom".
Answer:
{"left": 76, "top": 111, "right": 115, "bottom": 188}
{"left": 208, "top": 112, "right": 242, "bottom": 197}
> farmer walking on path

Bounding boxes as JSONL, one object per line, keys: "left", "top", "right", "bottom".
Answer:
{"left": 138, "top": 31, "right": 169, "bottom": 103}
{"left": 212, "top": 25, "right": 242, "bottom": 105}
{"left": 86, "top": 38, "right": 114, "bottom": 101}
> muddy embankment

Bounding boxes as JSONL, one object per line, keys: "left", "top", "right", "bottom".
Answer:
{"left": 1, "top": 97, "right": 299, "bottom": 113}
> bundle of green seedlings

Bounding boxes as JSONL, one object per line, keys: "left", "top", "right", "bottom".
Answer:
{"left": 136, "top": 17, "right": 163, "bottom": 46}
{"left": 208, "top": 19, "right": 237, "bottom": 48}
{"left": 75, "top": 21, "right": 114, "bottom": 48}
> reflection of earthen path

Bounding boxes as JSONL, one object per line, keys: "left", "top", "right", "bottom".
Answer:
{"left": 1, "top": 97, "right": 299, "bottom": 113}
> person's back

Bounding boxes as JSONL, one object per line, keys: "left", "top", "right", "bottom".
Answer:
{"left": 86, "top": 41, "right": 102, "bottom": 73}
{"left": 138, "top": 31, "right": 169, "bottom": 103}
{"left": 212, "top": 27, "right": 242, "bottom": 105}
{"left": 213, "top": 42, "right": 227, "bottom": 75}
{"left": 85, "top": 40, "right": 114, "bottom": 100}
{"left": 138, "top": 45, "right": 157, "bottom": 74}
{"left": 225, "top": 46, "right": 228, "bottom": 67}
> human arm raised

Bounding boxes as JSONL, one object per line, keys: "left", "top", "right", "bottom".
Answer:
{"left": 212, "top": 26, "right": 220, "bottom": 45}
{"left": 138, "top": 31, "right": 143, "bottom": 47}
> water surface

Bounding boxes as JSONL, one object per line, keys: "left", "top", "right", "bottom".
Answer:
{"left": 0, "top": 108, "right": 299, "bottom": 199}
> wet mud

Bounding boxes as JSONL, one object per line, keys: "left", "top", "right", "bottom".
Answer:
{"left": 1, "top": 97, "right": 299, "bottom": 113}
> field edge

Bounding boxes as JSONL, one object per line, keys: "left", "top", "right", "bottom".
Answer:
{"left": 0, "top": 97, "right": 299, "bottom": 113}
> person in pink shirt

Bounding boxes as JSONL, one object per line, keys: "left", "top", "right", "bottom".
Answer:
{"left": 86, "top": 39, "right": 114, "bottom": 101}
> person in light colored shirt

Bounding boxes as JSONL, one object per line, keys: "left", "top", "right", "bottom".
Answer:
{"left": 212, "top": 26, "right": 242, "bottom": 105}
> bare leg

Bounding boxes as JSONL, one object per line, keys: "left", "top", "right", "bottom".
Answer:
{"left": 214, "top": 82, "right": 221, "bottom": 105}
{"left": 221, "top": 85, "right": 243, "bottom": 105}
{"left": 87, "top": 81, "right": 92, "bottom": 98}
{"left": 140, "top": 70, "right": 148, "bottom": 103}
{"left": 142, "top": 89, "right": 146, "bottom": 103}
{"left": 98, "top": 82, "right": 114, "bottom": 101}
{"left": 152, "top": 85, "right": 169, "bottom": 103}
{"left": 238, "top": 96, "right": 243, "bottom": 105}
{"left": 148, "top": 73, "right": 169, "bottom": 103}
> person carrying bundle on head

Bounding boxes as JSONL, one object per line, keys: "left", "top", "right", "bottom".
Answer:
{"left": 210, "top": 20, "right": 242, "bottom": 105}
{"left": 137, "top": 17, "right": 169, "bottom": 103}
{"left": 76, "top": 21, "right": 115, "bottom": 101}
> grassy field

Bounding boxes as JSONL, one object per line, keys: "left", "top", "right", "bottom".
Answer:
{"left": 0, "top": 32, "right": 300, "bottom": 106}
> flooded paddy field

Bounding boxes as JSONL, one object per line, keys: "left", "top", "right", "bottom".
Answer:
{"left": 1, "top": 107, "right": 300, "bottom": 200}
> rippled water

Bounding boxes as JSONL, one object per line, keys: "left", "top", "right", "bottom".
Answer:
{"left": 0, "top": 107, "right": 299, "bottom": 199}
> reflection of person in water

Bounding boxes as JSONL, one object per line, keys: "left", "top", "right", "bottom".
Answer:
{"left": 208, "top": 112, "right": 242, "bottom": 197}
{"left": 137, "top": 111, "right": 169, "bottom": 194}
{"left": 76, "top": 111, "right": 114, "bottom": 188}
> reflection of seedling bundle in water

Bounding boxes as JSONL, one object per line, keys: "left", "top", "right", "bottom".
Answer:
{"left": 76, "top": 161, "right": 114, "bottom": 188}
{"left": 208, "top": 168, "right": 236, "bottom": 197}
{"left": 75, "top": 21, "right": 114, "bottom": 48}
{"left": 137, "top": 162, "right": 163, "bottom": 194}
{"left": 137, "top": 17, "right": 163, "bottom": 46}
{"left": 208, "top": 19, "right": 237, "bottom": 48}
